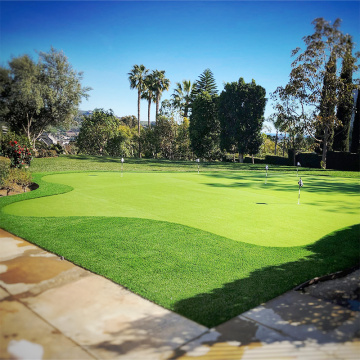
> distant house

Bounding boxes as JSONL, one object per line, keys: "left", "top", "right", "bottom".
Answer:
{"left": 39, "top": 133, "right": 58, "bottom": 146}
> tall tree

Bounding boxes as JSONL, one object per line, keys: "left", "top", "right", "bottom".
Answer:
{"left": 276, "top": 18, "right": 359, "bottom": 168}
{"left": 350, "top": 91, "right": 360, "bottom": 153}
{"left": 193, "top": 69, "right": 218, "bottom": 97}
{"left": 128, "top": 64, "right": 148, "bottom": 136}
{"left": 152, "top": 70, "right": 170, "bottom": 122}
{"left": 141, "top": 72, "right": 157, "bottom": 128}
{"left": 333, "top": 36, "right": 357, "bottom": 151}
{"left": 219, "top": 78, "right": 266, "bottom": 162}
{"left": 77, "top": 109, "right": 121, "bottom": 155}
{"left": 316, "top": 49, "right": 338, "bottom": 158}
{"left": 189, "top": 91, "right": 220, "bottom": 160}
{"left": 172, "top": 80, "right": 194, "bottom": 118}
{"left": 0, "top": 48, "right": 91, "bottom": 148}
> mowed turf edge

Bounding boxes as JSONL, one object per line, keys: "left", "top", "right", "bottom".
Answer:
{"left": 0, "top": 171, "right": 359, "bottom": 327}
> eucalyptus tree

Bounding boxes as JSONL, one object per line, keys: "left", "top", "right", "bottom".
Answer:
{"left": 141, "top": 71, "right": 157, "bottom": 128}
{"left": 128, "top": 64, "right": 148, "bottom": 136}
{"left": 0, "top": 48, "right": 91, "bottom": 149}
{"left": 152, "top": 70, "right": 170, "bottom": 122}
{"left": 333, "top": 36, "right": 358, "bottom": 151}
{"left": 172, "top": 80, "right": 194, "bottom": 118}
{"left": 272, "top": 18, "right": 359, "bottom": 168}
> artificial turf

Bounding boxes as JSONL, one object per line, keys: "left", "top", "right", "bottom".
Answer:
{"left": 0, "top": 158, "right": 359, "bottom": 327}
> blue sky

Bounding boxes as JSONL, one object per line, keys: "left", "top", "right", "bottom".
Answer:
{"left": 1, "top": 1, "right": 359, "bottom": 130}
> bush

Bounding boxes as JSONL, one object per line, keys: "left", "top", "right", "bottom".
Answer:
{"left": 0, "top": 132, "right": 34, "bottom": 168}
{"left": 264, "top": 155, "right": 290, "bottom": 166}
{"left": 0, "top": 156, "right": 11, "bottom": 185}
{"left": 35, "top": 149, "right": 58, "bottom": 158}
{"left": 295, "top": 152, "right": 322, "bottom": 168}
{"left": 1, "top": 168, "right": 32, "bottom": 195}
{"left": 327, "top": 151, "right": 360, "bottom": 171}
{"left": 5, "top": 141, "right": 34, "bottom": 168}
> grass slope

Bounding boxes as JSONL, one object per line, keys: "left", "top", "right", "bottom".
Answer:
{"left": 0, "top": 157, "right": 359, "bottom": 327}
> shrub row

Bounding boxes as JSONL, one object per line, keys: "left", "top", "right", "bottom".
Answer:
{"left": 35, "top": 149, "right": 58, "bottom": 158}
{"left": 327, "top": 151, "right": 360, "bottom": 171}
{"left": 244, "top": 156, "right": 264, "bottom": 164}
{"left": 264, "top": 155, "right": 290, "bottom": 166}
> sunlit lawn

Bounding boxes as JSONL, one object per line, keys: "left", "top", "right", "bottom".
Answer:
{"left": 0, "top": 156, "right": 359, "bottom": 327}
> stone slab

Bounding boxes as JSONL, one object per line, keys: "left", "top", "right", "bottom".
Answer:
{"left": 23, "top": 273, "right": 208, "bottom": 359}
{"left": 242, "top": 290, "right": 360, "bottom": 343}
{"left": 172, "top": 312, "right": 360, "bottom": 360}
{"left": 0, "top": 299, "right": 94, "bottom": 359}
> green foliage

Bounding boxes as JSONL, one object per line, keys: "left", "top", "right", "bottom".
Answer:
{"left": 119, "top": 115, "right": 138, "bottom": 128}
{"left": 0, "top": 156, "right": 10, "bottom": 185}
{"left": 0, "top": 47, "right": 91, "bottom": 147}
{"left": 171, "top": 80, "right": 194, "bottom": 118}
{"left": 0, "top": 132, "right": 34, "bottom": 168}
{"left": 219, "top": 78, "right": 266, "bottom": 161}
{"left": 36, "top": 149, "right": 58, "bottom": 158}
{"left": 273, "top": 18, "right": 359, "bottom": 168}
{"left": 333, "top": 36, "right": 356, "bottom": 151}
{"left": 1, "top": 167, "right": 32, "bottom": 195}
{"left": 77, "top": 109, "right": 122, "bottom": 155}
{"left": 193, "top": 68, "right": 218, "bottom": 97}
{"left": 189, "top": 92, "right": 221, "bottom": 160}
{"left": 105, "top": 125, "right": 138, "bottom": 157}
{"left": 152, "top": 69, "right": 171, "bottom": 120}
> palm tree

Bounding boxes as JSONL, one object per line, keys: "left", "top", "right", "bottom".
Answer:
{"left": 172, "top": 80, "right": 194, "bottom": 118}
{"left": 152, "top": 70, "right": 170, "bottom": 123}
{"left": 141, "top": 72, "right": 157, "bottom": 128}
{"left": 128, "top": 64, "right": 148, "bottom": 136}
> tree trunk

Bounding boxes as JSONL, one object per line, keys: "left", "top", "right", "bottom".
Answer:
{"left": 238, "top": 153, "right": 244, "bottom": 163}
{"left": 275, "top": 130, "right": 278, "bottom": 155}
{"left": 137, "top": 90, "right": 142, "bottom": 158}
{"left": 292, "top": 148, "right": 296, "bottom": 166}
{"left": 321, "top": 126, "right": 329, "bottom": 169}
{"left": 147, "top": 100, "right": 151, "bottom": 128}
{"left": 283, "top": 132, "right": 286, "bottom": 157}
{"left": 251, "top": 154, "right": 254, "bottom": 164}
{"left": 155, "top": 93, "right": 160, "bottom": 124}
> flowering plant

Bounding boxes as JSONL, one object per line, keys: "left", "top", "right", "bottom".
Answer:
{"left": 6, "top": 141, "right": 34, "bottom": 168}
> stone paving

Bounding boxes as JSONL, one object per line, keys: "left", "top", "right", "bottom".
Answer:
{"left": 1, "top": 228, "right": 359, "bottom": 359}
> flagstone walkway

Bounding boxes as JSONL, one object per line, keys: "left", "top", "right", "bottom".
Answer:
{"left": 1, "top": 228, "right": 359, "bottom": 359}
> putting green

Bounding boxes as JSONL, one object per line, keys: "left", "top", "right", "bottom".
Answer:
{"left": 3, "top": 171, "right": 359, "bottom": 247}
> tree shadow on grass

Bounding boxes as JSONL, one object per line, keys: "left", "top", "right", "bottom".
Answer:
{"left": 201, "top": 172, "right": 360, "bottom": 195}
{"left": 173, "top": 224, "right": 360, "bottom": 328}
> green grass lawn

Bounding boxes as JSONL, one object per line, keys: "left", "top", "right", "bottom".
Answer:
{"left": 0, "top": 156, "right": 359, "bottom": 327}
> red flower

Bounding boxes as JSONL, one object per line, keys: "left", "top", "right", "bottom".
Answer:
{"left": 14, "top": 141, "right": 17, "bottom": 144}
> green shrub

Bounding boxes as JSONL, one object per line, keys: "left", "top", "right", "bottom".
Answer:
{"left": 264, "top": 155, "right": 290, "bottom": 166}
{"left": 36, "top": 149, "right": 58, "bottom": 158}
{"left": 0, "top": 156, "right": 11, "bottom": 185}
{"left": 1, "top": 168, "right": 32, "bottom": 195}
{"left": 0, "top": 132, "right": 34, "bottom": 168}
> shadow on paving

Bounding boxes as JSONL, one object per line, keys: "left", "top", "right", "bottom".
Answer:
{"left": 173, "top": 224, "right": 360, "bottom": 329}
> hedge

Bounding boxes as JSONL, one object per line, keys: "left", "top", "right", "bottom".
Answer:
{"left": 264, "top": 155, "right": 290, "bottom": 166}
{"left": 327, "top": 151, "right": 360, "bottom": 171}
